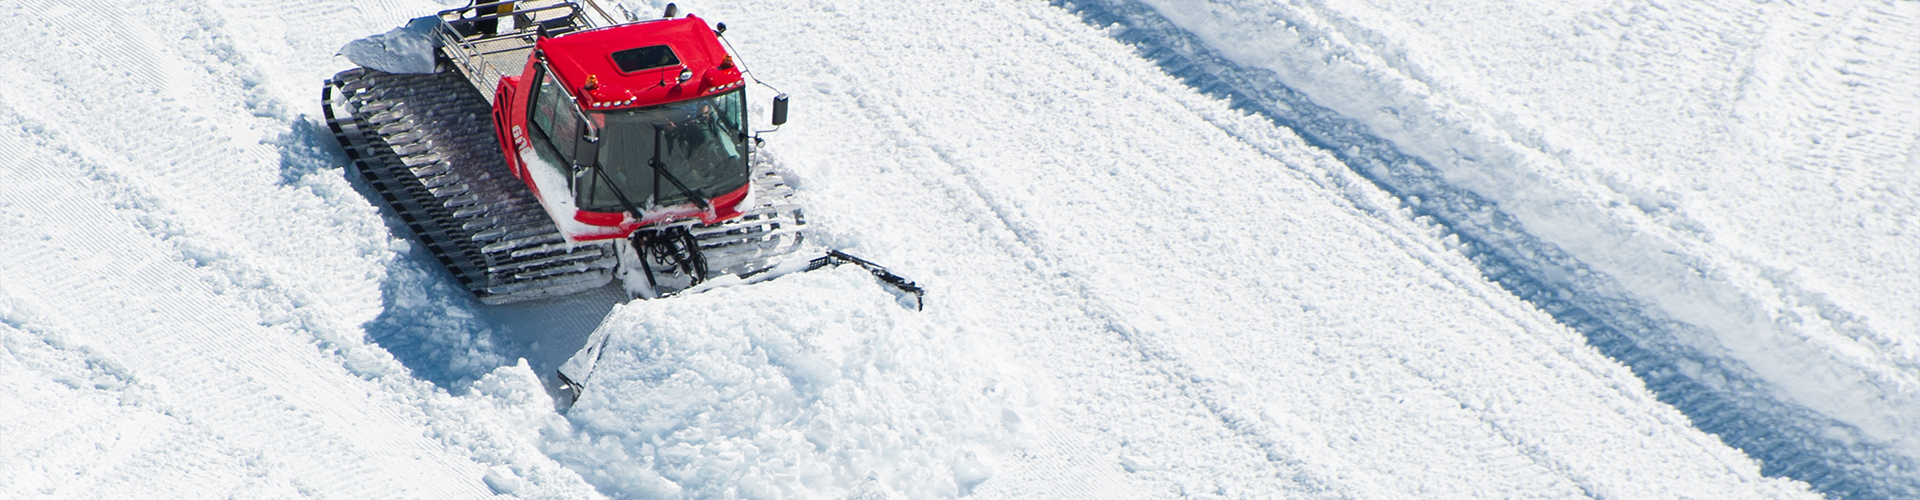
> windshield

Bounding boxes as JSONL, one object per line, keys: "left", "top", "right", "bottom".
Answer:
{"left": 576, "top": 90, "right": 748, "bottom": 212}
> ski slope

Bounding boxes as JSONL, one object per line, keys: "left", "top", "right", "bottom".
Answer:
{"left": 0, "top": 0, "right": 599, "bottom": 497}
{"left": 0, "top": 0, "right": 1906, "bottom": 499}
{"left": 1082, "top": 0, "right": 1920, "bottom": 496}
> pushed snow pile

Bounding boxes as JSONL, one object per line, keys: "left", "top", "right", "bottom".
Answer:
{"left": 338, "top": 16, "right": 440, "bottom": 75}
{"left": 547, "top": 266, "right": 1010, "bottom": 499}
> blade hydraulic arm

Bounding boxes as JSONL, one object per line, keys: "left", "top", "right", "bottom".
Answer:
{"left": 738, "top": 250, "right": 926, "bottom": 310}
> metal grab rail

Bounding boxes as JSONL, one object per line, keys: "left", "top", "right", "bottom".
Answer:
{"left": 536, "top": 59, "right": 600, "bottom": 140}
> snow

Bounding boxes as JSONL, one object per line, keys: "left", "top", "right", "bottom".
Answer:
{"left": 1103, "top": 0, "right": 1920, "bottom": 495}
{"left": 338, "top": 16, "right": 441, "bottom": 75}
{"left": 0, "top": 0, "right": 1909, "bottom": 499}
{"left": 1, "top": 0, "right": 597, "bottom": 497}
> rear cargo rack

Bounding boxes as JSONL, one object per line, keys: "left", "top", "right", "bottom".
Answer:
{"left": 432, "top": 0, "right": 627, "bottom": 102}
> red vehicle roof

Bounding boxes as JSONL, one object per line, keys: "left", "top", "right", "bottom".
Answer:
{"left": 536, "top": 15, "right": 744, "bottom": 110}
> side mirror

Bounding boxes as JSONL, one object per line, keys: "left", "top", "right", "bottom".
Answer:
{"left": 771, "top": 94, "right": 789, "bottom": 126}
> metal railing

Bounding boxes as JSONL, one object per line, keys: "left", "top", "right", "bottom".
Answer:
{"left": 430, "top": 0, "right": 627, "bottom": 101}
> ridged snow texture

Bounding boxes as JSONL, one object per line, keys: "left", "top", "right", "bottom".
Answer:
{"left": 1050, "top": 0, "right": 1920, "bottom": 497}
{"left": 324, "top": 67, "right": 618, "bottom": 305}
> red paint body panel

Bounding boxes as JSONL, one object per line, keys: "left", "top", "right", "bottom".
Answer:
{"left": 540, "top": 16, "right": 746, "bottom": 111}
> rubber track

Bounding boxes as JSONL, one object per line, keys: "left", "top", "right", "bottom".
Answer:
{"left": 323, "top": 67, "right": 617, "bottom": 305}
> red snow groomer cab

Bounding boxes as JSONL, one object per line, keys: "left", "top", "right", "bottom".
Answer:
{"left": 324, "top": 1, "right": 919, "bottom": 306}
{"left": 500, "top": 15, "right": 753, "bottom": 241}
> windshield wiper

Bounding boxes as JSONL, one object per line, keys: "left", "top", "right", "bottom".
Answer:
{"left": 589, "top": 162, "right": 646, "bottom": 219}
{"left": 582, "top": 126, "right": 711, "bottom": 217}
{"left": 649, "top": 125, "right": 709, "bottom": 211}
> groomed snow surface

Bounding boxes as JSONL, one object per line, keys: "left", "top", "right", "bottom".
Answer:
{"left": 1088, "top": 0, "right": 1920, "bottom": 496}
{"left": 0, "top": 1, "right": 1909, "bottom": 500}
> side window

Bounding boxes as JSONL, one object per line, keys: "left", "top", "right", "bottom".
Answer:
{"left": 717, "top": 90, "right": 744, "bottom": 135}
{"left": 529, "top": 70, "right": 579, "bottom": 164}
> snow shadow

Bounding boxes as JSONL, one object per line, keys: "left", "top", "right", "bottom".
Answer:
{"left": 275, "top": 117, "right": 341, "bottom": 186}
{"left": 1050, "top": 0, "right": 1918, "bottom": 497}
{"left": 292, "top": 115, "right": 623, "bottom": 396}
{"left": 481, "top": 283, "right": 627, "bottom": 400}
{"left": 361, "top": 247, "right": 509, "bottom": 389}
{"left": 358, "top": 242, "right": 622, "bottom": 397}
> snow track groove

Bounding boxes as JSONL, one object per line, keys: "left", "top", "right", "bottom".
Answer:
{"left": 1, "top": 120, "right": 487, "bottom": 498}
{"left": 1052, "top": 0, "right": 1920, "bottom": 496}
{"left": 837, "top": 56, "right": 1353, "bottom": 498}
{"left": 3, "top": 0, "right": 603, "bottom": 497}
